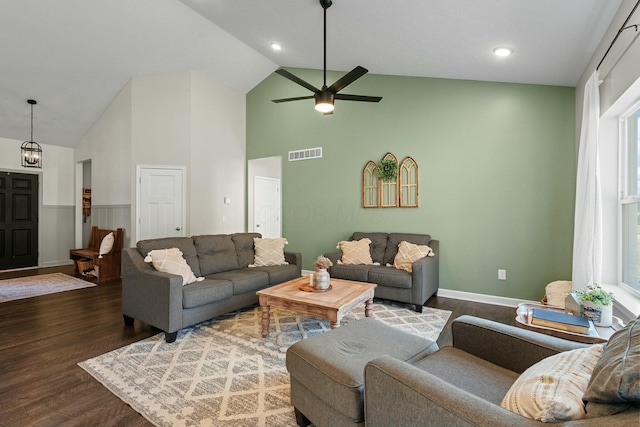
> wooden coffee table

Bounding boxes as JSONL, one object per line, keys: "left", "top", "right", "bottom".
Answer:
{"left": 256, "top": 276, "right": 377, "bottom": 337}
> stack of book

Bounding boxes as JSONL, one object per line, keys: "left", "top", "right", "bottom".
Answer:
{"left": 531, "top": 308, "right": 591, "bottom": 334}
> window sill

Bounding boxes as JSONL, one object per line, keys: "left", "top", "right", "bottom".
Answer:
{"left": 600, "top": 283, "right": 640, "bottom": 324}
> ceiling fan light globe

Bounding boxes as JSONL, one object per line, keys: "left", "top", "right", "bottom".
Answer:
{"left": 315, "top": 102, "right": 334, "bottom": 113}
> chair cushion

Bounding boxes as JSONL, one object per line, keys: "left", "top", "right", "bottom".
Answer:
{"left": 351, "top": 232, "right": 388, "bottom": 264}
{"left": 384, "top": 233, "right": 431, "bottom": 265}
{"left": 368, "top": 266, "right": 412, "bottom": 289}
{"left": 500, "top": 344, "right": 604, "bottom": 422}
{"left": 393, "top": 240, "right": 435, "bottom": 273}
{"left": 193, "top": 234, "right": 239, "bottom": 275}
{"left": 137, "top": 237, "right": 201, "bottom": 276}
{"left": 414, "top": 346, "right": 519, "bottom": 405}
{"left": 584, "top": 315, "right": 640, "bottom": 404}
{"left": 231, "top": 233, "right": 261, "bottom": 268}
{"left": 207, "top": 269, "right": 269, "bottom": 295}
{"left": 182, "top": 279, "right": 233, "bottom": 308}
{"left": 329, "top": 264, "right": 371, "bottom": 282}
{"left": 98, "top": 232, "right": 114, "bottom": 258}
{"left": 249, "top": 237, "right": 289, "bottom": 267}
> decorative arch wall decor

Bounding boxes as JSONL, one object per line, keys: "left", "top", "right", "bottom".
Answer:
{"left": 362, "top": 152, "right": 419, "bottom": 208}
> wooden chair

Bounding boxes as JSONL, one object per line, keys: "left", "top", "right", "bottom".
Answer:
{"left": 70, "top": 226, "right": 124, "bottom": 283}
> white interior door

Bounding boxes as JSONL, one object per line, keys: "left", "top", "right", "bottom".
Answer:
{"left": 138, "top": 166, "right": 185, "bottom": 241}
{"left": 253, "top": 176, "right": 281, "bottom": 238}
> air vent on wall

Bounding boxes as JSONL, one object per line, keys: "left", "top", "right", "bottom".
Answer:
{"left": 288, "top": 147, "right": 322, "bottom": 161}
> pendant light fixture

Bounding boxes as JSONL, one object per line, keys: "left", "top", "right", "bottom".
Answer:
{"left": 21, "top": 99, "right": 42, "bottom": 169}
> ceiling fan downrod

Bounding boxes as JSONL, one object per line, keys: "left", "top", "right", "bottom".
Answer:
{"left": 321, "top": 0, "right": 332, "bottom": 89}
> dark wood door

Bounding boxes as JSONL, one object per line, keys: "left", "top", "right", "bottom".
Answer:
{"left": 0, "top": 172, "right": 39, "bottom": 270}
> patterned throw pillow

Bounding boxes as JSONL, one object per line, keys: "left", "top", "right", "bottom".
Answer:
{"left": 249, "top": 238, "right": 289, "bottom": 267}
{"left": 337, "top": 238, "right": 375, "bottom": 265}
{"left": 98, "top": 232, "right": 114, "bottom": 259}
{"left": 144, "top": 247, "right": 204, "bottom": 286}
{"left": 392, "top": 240, "right": 435, "bottom": 272}
{"left": 500, "top": 344, "right": 604, "bottom": 422}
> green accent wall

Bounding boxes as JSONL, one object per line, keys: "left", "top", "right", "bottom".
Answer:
{"left": 247, "top": 68, "right": 576, "bottom": 301}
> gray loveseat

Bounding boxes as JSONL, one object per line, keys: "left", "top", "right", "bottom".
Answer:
{"left": 324, "top": 232, "right": 439, "bottom": 312}
{"left": 121, "top": 232, "right": 301, "bottom": 343}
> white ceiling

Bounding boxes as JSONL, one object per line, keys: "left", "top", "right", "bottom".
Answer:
{"left": 0, "top": 0, "right": 623, "bottom": 149}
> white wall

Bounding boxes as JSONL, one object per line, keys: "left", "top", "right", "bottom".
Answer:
{"left": 190, "top": 72, "right": 246, "bottom": 235}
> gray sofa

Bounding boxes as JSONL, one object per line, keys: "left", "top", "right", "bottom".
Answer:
{"left": 324, "top": 232, "right": 439, "bottom": 312}
{"left": 364, "top": 315, "right": 640, "bottom": 427}
{"left": 121, "top": 232, "right": 301, "bottom": 343}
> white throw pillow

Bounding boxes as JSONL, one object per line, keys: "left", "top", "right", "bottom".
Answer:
{"left": 500, "top": 344, "right": 604, "bottom": 422}
{"left": 144, "top": 247, "right": 204, "bottom": 286}
{"left": 337, "top": 238, "right": 376, "bottom": 265}
{"left": 392, "top": 240, "right": 435, "bottom": 272}
{"left": 98, "top": 232, "right": 114, "bottom": 259}
{"left": 249, "top": 238, "right": 289, "bottom": 267}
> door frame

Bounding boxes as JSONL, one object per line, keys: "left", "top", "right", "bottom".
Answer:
{"left": 253, "top": 176, "right": 281, "bottom": 237}
{"left": 135, "top": 164, "right": 186, "bottom": 243}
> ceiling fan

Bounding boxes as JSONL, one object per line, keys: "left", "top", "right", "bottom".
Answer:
{"left": 271, "top": 0, "right": 382, "bottom": 114}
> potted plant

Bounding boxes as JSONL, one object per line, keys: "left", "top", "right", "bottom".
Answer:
{"left": 377, "top": 158, "right": 398, "bottom": 182}
{"left": 576, "top": 284, "right": 614, "bottom": 327}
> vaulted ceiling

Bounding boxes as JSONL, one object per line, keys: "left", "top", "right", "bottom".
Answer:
{"left": 0, "top": 0, "right": 622, "bottom": 148}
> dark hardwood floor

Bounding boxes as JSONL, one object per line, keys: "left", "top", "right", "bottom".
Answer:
{"left": 0, "top": 266, "right": 516, "bottom": 427}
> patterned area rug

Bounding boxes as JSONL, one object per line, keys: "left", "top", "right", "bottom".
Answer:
{"left": 79, "top": 302, "right": 451, "bottom": 427}
{"left": 0, "top": 272, "right": 96, "bottom": 303}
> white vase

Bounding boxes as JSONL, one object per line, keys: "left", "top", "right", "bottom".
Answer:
{"left": 313, "top": 268, "right": 330, "bottom": 290}
{"left": 582, "top": 301, "right": 613, "bottom": 327}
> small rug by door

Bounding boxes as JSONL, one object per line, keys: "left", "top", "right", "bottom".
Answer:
{"left": 79, "top": 303, "right": 451, "bottom": 427}
{"left": 0, "top": 272, "right": 96, "bottom": 303}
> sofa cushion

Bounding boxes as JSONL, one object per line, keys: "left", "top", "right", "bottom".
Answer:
{"left": 330, "top": 264, "right": 371, "bottom": 282}
{"left": 393, "top": 241, "right": 435, "bottom": 273}
{"left": 415, "top": 346, "right": 519, "bottom": 406}
{"left": 352, "top": 232, "right": 388, "bottom": 264}
{"left": 231, "top": 232, "right": 261, "bottom": 268}
{"left": 368, "top": 265, "right": 412, "bottom": 289}
{"left": 182, "top": 279, "right": 233, "bottom": 309}
{"left": 384, "top": 233, "right": 431, "bottom": 265}
{"left": 584, "top": 315, "right": 640, "bottom": 404}
{"left": 500, "top": 344, "right": 604, "bottom": 422}
{"left": 207, "top": 269, "right": 269, "bottom": 295}
{"left": 137, "top": 237, "right": 201, "bottom": 276}
{"left": 337, "top": 238, "right": 375, "bottom": 265}
{"left": 249, "top": 237, "right": 289, "bottom": 267}
{"left": 249, "top": 264, "right": 299, "bottom": 285}
{"left": 144, "top": 247, "right": 204, "bottom": 286}
{"left": 194, "top": 234, "right": 239, "bottom": 275}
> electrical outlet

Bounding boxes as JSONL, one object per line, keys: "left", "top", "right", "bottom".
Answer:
{"left": 498, "top": 269, "right": 507, "bottom": 280}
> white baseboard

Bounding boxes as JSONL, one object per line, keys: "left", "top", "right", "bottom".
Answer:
{"left": 437, "top": 288, "right": 537, "bottom": 308}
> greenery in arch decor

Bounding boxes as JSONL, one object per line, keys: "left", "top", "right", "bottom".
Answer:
{"left": 377, "top": 158, "right": 399, "bottom": 182}
{"left": 576, "top": 284, "right": 614, "bottom": 306}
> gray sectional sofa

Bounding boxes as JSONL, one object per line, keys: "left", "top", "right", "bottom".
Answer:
{"left": 324, "top": 232, "right": 439, "bottom": 312}
{"left": 121, "top": 232, "right": 301, "bottom": 342}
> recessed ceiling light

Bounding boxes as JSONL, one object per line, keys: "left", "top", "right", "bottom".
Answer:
{"left": 493, "top": 47, "right": 512, "bottom": 57}
{"left": 270, "top": 42, "right": 282, "bottom": 51}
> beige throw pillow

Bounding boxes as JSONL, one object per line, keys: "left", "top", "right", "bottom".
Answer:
{"left": 337, "top": 238, "right": 375, "bottom": 265}
{"left": 393, "top": 240, "right": 435, "bottom": 272}
{"left": 98, "top": 232, "right": 114, "bottom": 259}
{"left": 144, "top": 247, "right": 203, "bottom": 286}
{"left": 500, "top": 344, "right": 604, "bottom": 422}
{"left": 249, "top": 237, "right": 289, "bottom": 267}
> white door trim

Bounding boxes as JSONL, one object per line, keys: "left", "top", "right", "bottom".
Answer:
{"left": 135, "top": 164, "right": 186, "bottom": 243}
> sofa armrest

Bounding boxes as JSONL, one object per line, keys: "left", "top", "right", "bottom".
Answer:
{"left": 121, "top": 248, "right": 185, "bottom": 333}
{"left": 364, "top": 355, "right": 538, "bottom": 427}
{"left": 451, "top": 315, "right": 590, "bottom": 374}
{"left": 410, "top": 239, "right": 439, "bottom": 303}
{"left": 284, "top": 251, "right": 302, "bottom": 277}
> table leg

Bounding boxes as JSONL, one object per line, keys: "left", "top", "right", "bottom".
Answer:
{"left": 364, "top": 298, "right": 373, "bottom": 317}
{"left": 261, "top": 305, "right": 270, "bottom": 337}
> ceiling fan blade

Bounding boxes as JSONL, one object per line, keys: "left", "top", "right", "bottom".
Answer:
{"left": 327, "top": 66, "right": 368, "bottom": 93}
{"left": 334, "top": 93, "right": 382, "bottom": 103}
{"left": 275, "top": 69, "right": 320, "bottom": 93}
{"left": 272, "top": 95, "right": 315, "bottom": 103}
